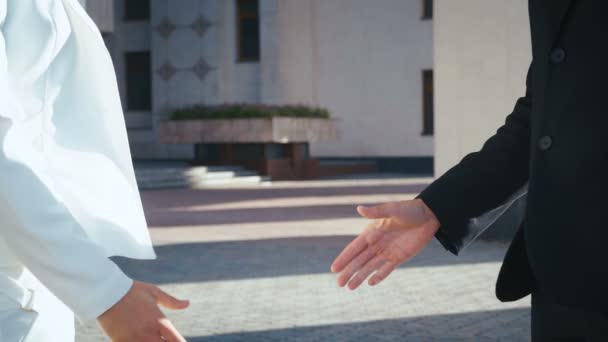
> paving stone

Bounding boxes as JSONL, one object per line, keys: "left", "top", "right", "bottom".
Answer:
{"left": 76, "top": 177, "right": 530, "bottom": 341}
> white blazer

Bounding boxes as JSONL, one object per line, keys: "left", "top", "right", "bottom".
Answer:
{"left": 0, "top": 0, "right": 155, "bottom": 321}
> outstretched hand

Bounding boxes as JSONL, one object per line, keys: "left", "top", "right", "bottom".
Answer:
{"left": 98, "top": 281, "right": 190, "bottom": 342}
{"left": 331, "top": 199, "right": 440, "bottom": 290}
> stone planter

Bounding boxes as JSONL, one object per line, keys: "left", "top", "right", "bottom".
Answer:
{"left": 159, "top": 118, "right": 338, "bottom": 179}
{"left": 159, "top": 117, "right": 337, "bottom": 144}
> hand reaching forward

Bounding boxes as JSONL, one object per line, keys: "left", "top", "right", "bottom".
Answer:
{"left": 331, "top": 199, "right": 440, "bottom": 290}
{"left": 98, "top": 281, "right": 190, "bottom": 342}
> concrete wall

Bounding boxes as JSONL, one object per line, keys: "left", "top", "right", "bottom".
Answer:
{"left": 433, "top": 0, "right": 531, "bottom": 176}
{"left": 274, "top": 0, "right": 318, "bottom": 105}
{"left": 216, "top": 0, "right": 261, "bottom": 104}
{"left": 264, "top": 0, "right": 434, "bottom": 157}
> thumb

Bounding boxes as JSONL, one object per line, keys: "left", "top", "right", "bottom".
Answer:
{"left": 154, "top": 287, "right": 190, "bottom": 310}
{"left": 357, "top": 203, "right": 395, "bottom": 219}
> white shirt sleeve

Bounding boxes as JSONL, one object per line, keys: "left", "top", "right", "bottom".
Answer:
{"left": 0, "top": 3, "right": 133, "bottom": 322}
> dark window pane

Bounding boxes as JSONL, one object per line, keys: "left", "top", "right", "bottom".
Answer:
{"left": 125, "top": 51, "right": 152, "bottom": 111}
{"left": 237, "top": 0, "right": 258, "bottom": 15}
{"left": 125, "top": 0, "right": 150, "bottom": 20}
{"left": 240, "top": 18, "right": 260, "bottom": 60}
{"left": 422, "top": 70, "right": 434, "bottom": 135}
{"left": 422, "top": 0, "right": 433, "bottom": 20}
{"left": 237, "top": 0, "right": 260, "bottom": 61}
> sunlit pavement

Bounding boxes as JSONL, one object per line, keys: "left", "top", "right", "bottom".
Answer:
{"left": 76, "top": 176, "right": 530, "bottom": 341}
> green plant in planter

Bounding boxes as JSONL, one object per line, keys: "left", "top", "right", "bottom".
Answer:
{"left": 170, "top": 104, "right": 331, "bottom": 120}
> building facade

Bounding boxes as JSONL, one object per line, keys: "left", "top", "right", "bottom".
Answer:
{"left": 86, "top": 0, "right": 435, "bottom": 170}
{"left": 433, "top": 0, "right": 530, "bottom": 176}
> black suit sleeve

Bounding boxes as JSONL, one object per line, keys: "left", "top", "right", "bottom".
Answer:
{"left": 417, "top": 62, "right": 533, "bottom": 255}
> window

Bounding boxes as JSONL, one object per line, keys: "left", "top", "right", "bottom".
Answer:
{"left": 422, "top": 69, "right": 434, "bottom": 136}
{"left": 422, "top": 0, "right": 433, "bottom": 20}
{"left": 125, "top": 0, "right": 150, "bottom": 21}
{"left": 237, "top": 0, "right": 260, "bottom": 62}
{"left": 125, "top": 51, "right": 152, "bottom": 111}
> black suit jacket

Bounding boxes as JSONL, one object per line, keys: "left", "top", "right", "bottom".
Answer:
{"left": 418, "top": 0, "right": 608, "bottom": 314}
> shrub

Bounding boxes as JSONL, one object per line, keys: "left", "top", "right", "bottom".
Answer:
{"left": 170, "top": 104, "right": 330, "bottom": 120}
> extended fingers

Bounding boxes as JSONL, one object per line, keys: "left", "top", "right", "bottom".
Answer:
{"left": 154, "top": 287, "right": 190, "bottom": 310}
{"left": 331, "top": 233, "right": 369, "bottom": 273}
{"left": 357, "top": 203, "right": 398, "bottom": 219}
{"left": 347, "top": 255, "right": 386, "bottom": 290}
{"left": 336, "top": 247, "right": 376, "bottom": 287}
{"left": 159, "top": 318, "right": 186, "bottom": 342}
{"left": 369, "top": 262, "right": 397, "bottom": 286}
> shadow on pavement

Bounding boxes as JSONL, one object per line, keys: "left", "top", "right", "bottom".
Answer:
{"left": 114, "top": 236, "right": 506, "bottom": 284}
{"left": 148, "top": 203, "right": 381, "bottom": 227}
{"left": 143, "top": 184, "right": 430, "bottom": 227}
{"left": 142, "top": 184, "right": 429, "bottom": 208}
{"left": 185, "top": 307, "right": 530, "bottom": 341}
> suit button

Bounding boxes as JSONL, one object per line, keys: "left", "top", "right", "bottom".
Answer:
{"left": 550, "top": 48, "right": 566, "bottom": 64}
{"left": 538, "top": 136, "right": 553, "bottom": 151}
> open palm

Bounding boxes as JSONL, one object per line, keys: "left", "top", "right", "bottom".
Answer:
{"left": 331, "top": 200, "right": 440, "bottom": 290}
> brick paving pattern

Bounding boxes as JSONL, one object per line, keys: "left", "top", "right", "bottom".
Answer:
{"left": 76, "top": 177, "right": 530, "bottom": 341}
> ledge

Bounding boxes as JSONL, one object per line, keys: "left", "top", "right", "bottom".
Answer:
{"left": 159, "top": 117, "right": 338, "bottom": 144}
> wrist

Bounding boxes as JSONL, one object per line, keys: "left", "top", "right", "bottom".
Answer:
{"left": 414, "top": 199, "right": 440, "bottom": 233}
{"left": 91, "top": 272, "right": 133, "bottom": 323}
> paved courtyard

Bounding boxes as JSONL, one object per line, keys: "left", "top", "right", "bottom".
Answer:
{"left": 76, "top": 176, "right": 531, "bottom": 341}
